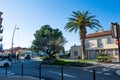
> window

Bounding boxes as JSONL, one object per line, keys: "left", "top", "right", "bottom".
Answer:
{"left": 0, "top": 36, "right": 2, "bottom": 41}
{"left": 97, "top": 39, "right": 102, "bottom": 47}
{"left": 0, "top": 43, "right": 3, "bottom": 50}
{"left": 106, "top": 37, "right": 114, "bottom": 44}
{"left": 115, "top": 49, "right": 118, "bottom": 55}
{"left": 107, "top": 50, "right": 113, "bottom": 55}
{"left": 74, "top": 51, "right": 78, "bottom": 56}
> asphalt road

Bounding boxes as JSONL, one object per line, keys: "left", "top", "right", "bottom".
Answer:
{"left": 0, "top": 59, "right": 120, "bottom": 80}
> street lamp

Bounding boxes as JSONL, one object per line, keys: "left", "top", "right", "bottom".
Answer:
{"left": 10, "top": 25, "right": 19, "bottom": 61}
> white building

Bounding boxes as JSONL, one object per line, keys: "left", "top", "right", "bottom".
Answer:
{"left": 85, "top": 30, "right": 118, "bottom": 61}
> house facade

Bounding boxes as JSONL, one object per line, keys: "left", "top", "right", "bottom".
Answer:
{"left": 70, "top": 44, "right": 82, "bottom": 59}
{"left": 85, "top": 30, "right": 118, "bottom": 61}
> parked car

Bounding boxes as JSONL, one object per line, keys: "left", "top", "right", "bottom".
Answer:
{"left": 24, "top": 54, "right": 31, "bottom": 60}
{"left": 0, "top": 59, "right": 11, "bottom": 67}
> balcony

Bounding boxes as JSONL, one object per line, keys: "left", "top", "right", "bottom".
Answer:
{"left": 0, "top": 25, "right": 3, "bottom": 33}
{"left": 0, "top": 43, "right": 3, "bottom": 51}
{"left": 0, "top": 36, "right": 3, "bottom": 41}
{"left": 0, "top": 18, "right": 2, "bottom": 24}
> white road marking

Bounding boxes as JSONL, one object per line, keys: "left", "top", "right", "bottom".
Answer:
{"left": 96, "top": 71, "right": 102, "bottom": 74}
{"left": 49, "top": 71, "right": 77, "bottom": 78}
{"left": 102, "top": 68, "right": 110, "bottom": 72}
{"left": 104, "top": 73, "right": 112, "bottom": 75}
{"left": 83, "top": 69, "right": 88, "bottom": 71}
{"left": 89, "top": 70, "right": 93, "bottom": 72}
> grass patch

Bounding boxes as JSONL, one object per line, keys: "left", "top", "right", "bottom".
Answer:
{"left": 51, "top": 59, "right": 94, "bottom": 67}
{"left": 61, "top": 59, "right": 96, "bottom": 62}
{"left": 52, "top": 60, "right": 70, "bottom": 66}
{"left": 79, "top": 59, "right": 96, "bottom": 62}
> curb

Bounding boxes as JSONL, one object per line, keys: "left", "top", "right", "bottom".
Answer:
{"left": 41, "top": 63, "right": 99, "bottom": 69}
{"left": 116, "top": 70, "right": 120, "bottom": 76}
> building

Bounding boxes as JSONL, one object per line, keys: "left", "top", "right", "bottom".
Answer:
{"left": 3, "top": 47, "right": 29, "bottom": 55}
{"left": 85, "top": 30, "right": 118, "bottom": 61}
{"left": 0, "top": 11, "right": 3, "bottom": 52}
{"left": 70, "top": 44, "right": 81, "bottom": 59}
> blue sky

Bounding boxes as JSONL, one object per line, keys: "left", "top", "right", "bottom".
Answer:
{"left": 0, "top": 0, "right": 120, "bottom": 51}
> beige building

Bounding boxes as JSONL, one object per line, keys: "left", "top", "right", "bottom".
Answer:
{"left": 85, "top": 30, "right": 118, "bottom": 61}
{"left": 70, "top": 44, "right": 81, "bottom": 59}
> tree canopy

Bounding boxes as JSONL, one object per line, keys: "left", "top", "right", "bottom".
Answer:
{"left": 31, "top": 25, "right": 67, "bottom": 59}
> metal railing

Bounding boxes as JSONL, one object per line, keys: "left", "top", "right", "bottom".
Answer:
{"left": 3, "top": 62, "right": 97, "bottom": 80}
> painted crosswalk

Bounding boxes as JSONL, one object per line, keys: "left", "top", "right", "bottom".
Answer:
{"left": 49, "top": 70, "right": 77, "bottom": 78}
{"left": 82, "top": 68, "right": 112, "bottom": 76}
{"left": 82, "top": 63, "right": 120, "bottom": 76}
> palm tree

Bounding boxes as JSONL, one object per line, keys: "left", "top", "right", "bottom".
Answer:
{"left": 65, "top": 10, "right": 102, "bottom": 60}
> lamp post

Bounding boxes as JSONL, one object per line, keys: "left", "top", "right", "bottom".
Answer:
{"left": 10, "top": 25, "right": 19, "bottom": 62}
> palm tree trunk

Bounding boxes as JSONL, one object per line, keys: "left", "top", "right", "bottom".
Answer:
{"left": 79, "top": 28, "right": 86, "bottom": 60}
{"left": 81, "top": 38, "right": 86, "bottom": 60}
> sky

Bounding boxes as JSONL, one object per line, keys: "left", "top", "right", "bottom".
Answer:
{"left": 0, "top": 0, "right": 120, "bottom": 51}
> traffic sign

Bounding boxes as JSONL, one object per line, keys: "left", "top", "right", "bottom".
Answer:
{"left": 115, "top": 39, "right": 118, "bottom": 45}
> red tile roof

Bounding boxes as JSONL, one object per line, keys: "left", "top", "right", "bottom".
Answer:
{"left": 86, "top": 30, "right": 111, "bottom": 38}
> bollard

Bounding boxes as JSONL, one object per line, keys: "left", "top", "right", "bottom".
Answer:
{"left": 4, "top": 63, "right": 9, "bottom": 77}
{"left": 93, "top": 69, "right": 96, "bottom": 80}
{"left": 5, "top": 66, "right": 7, "bottom": 77}
{"left": 39, "top": 63, "right": 42, "bottom": 80}
{"left": 21, "top": 62, "right": 24, "bottom": 77}
{"left": 61, "top": 66, "right": 63, "bottom": 80}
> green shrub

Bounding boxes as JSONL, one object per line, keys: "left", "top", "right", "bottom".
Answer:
{"left": 43, "top": 57, "right": 51, "bottom": 60}
{"left": 96, "top": 53, "right": 110, "bottom": 63}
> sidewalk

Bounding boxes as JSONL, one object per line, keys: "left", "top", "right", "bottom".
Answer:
{"left": 0, "top": 75, "right": 44, "bottom": 80}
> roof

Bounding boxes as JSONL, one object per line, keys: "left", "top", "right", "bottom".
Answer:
{"left": 86, "top": 30, "right": 111, "bottom": 38}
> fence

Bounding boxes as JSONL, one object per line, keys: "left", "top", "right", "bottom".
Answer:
{"left": 1, "top": 61, "right": 97, "bottom": 80}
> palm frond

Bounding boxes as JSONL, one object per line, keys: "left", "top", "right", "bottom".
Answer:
{"left": 86, "top": 15, "right": 96, "bottom": 20}
{"left": 64, "top": 22, "right": 78, "bottom": 33}
{"left": 65, "top": 10, "right": 103, "bottom": 34}
{"left": 84, "top": 10, "right": 90, "bottom": 17}
{"left": 91, "top": 19, "right": 100, "bottom": 23}
{"left": 68, "top": 17, "right": 76, "bottom": 22}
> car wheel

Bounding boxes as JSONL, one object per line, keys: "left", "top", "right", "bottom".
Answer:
{"left": 4, "top": 63, "right": 9, "bottom": 67}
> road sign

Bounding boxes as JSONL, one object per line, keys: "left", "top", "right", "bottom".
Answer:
{"left": 115, "top": 39, "right": 118, "bottom": 45}
{"left": 111, "top": 23, "right": 118, "bottom": 38}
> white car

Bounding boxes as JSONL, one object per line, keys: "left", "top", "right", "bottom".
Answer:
{"left": 0, "top": 59, "right": 11, "bottom": 67}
